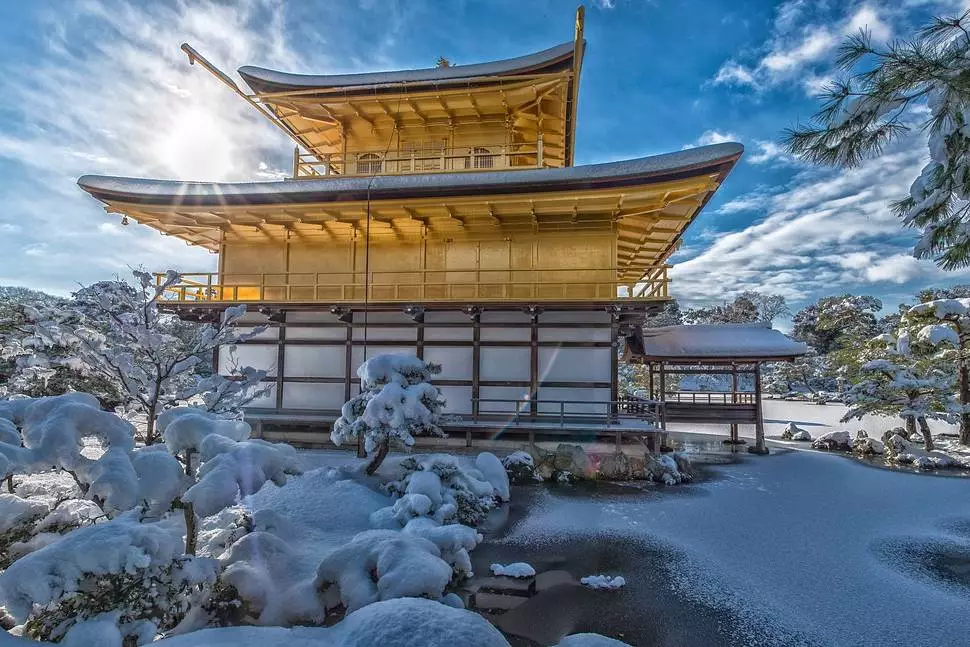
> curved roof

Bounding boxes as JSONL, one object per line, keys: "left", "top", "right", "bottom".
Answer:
{"left": 635, "top": 323, "right": 808, "bottom": 362}
{"left": 77, "top": 142, "right": 742, "bottom": 207}
{"left": 239, "top": 41, "right": 578, "bottom": 95}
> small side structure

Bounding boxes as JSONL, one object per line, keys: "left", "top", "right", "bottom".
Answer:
{"left": 624, "top": 323, "right": 808, "bottom": 453}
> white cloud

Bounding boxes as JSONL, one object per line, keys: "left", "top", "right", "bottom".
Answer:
{"left": 692, "top": 130, "right": 741, "bottom": 147}
{"left": 747, "top": 140, "right": 795, "bottom": 165}
{"left": 711, "top": 3, "right": 893, "bottom": 93}
{"left": 670, "top": 131, "right": 970, "bottom": 309}
{"left": 0, "top": 0, "right": 324, "bottom": 292}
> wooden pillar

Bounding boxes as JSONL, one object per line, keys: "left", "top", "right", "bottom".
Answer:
{"left": 728, "top": 362, "right": 739, "bottom": 443}
{"left": 610, "top": 312, "right": 619, "bottom": 419}
{"left": 647, "top": 361, "right": 654, "bottom": 400}
{"left": 344, "top": 319, "right": 353, "bottom": 402}
{"left": 750, "top": 361, "right": 768, "bottom": 455}
{"left": 658, "top": 363, "right": 666, "bottom": 402}
{"left": 529, "top": 308, "right": 540, "bottom": 418}
{"left": 471, "top": 309, "right": 481, "bottom": 420}
{"left": 275, "top": 311, "right": 287, "bottom": 410}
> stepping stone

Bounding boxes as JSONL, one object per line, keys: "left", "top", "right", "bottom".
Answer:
{"left": 473, "top": 591, "right": 529, "bottom": 611}
{"left": 534, "top": 569, "right": 576, "bottom": 592}
{"left": 477, "top": 576, "right": 535, "bottom": 595}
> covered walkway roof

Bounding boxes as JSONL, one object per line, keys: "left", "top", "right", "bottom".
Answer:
{"left": 629, "top": 323, "right": 808, "bottom": 363}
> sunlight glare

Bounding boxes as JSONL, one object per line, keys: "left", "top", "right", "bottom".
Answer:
{"left": 153, "top": 106, "right": 234, "bottom": 181}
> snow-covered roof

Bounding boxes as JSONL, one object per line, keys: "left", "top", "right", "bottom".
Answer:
{"left": 77, "top": 143, "right": 743, "bottom": 207}
{"left": 238, "top": 41, "right": 578, "bottom": 94}
{"left": 636, "top": 323, "right": 808, "bottom": 361}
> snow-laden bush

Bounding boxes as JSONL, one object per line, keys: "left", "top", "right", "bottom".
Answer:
{"left": 315, "top": 529, "right": 456, "bottom": 613}
{"left": 502, "top": 450, "right": 540, "bottom": 484}
{"left": 0, "top": 513, "right": 218, "bottom": 643}
{"left": 580, "top": 574, "right": 626, "bottom": 590}
{"left": 379, "top": 454, "right": 503, "bottom": 526}
{"left": 331, "top": 355, "right": 448, "bottom": 474}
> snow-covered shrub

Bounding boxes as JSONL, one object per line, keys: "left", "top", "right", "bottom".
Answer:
{"left": 331, "top": 354, "right": 448, "bottom": 474}
{"left": 502, "top": 450, "right": 540, "bottom": 484}
{"left": 0, "top": 514, "right": 218, "bottom": 643}
{"left": 315, "top": 529, "right": 456, "bottom": 613}
{"left": 381, "top": 454, "right": 502, "bottom": 526}
{"left": 812, "top": 431, "right": 852, "bottom": 451}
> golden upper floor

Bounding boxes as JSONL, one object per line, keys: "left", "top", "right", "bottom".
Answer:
{"left": 223, "top": 10, "right": 585, "bottom": 179}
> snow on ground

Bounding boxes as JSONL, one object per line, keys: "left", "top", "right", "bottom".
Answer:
{"left": 497, "top": 448, "right": 970, "bottom": 646}
{"left": 490, "top": 562, "right": 535, "bottom": 578}
{"left": 668, "top": 398, "right": 961, "bottom": 440}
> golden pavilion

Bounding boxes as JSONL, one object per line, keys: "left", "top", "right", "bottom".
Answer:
{"left": 77, "top": 7, "right": 745, "bottom": 446}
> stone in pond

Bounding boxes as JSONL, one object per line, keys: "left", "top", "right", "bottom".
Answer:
{"left": 811, "top": 431, "right": 851, "bottom": 451}
{"left": 781, "top": 422, "right": 811, "bottom": 441}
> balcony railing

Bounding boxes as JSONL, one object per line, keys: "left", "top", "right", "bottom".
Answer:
{"left": 293, "top": 142, "right": 544, "bottom": 179}
{"left": 154, "top": 266, "right": 670, "bottom": 304}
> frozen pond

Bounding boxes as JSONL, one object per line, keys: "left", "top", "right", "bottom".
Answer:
{"left": 479, "top": 450, "right": 970, "bottom": 646}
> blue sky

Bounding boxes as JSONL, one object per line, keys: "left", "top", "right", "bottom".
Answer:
{"left": 0, "top": 0, "right": 968, "bottom": 317}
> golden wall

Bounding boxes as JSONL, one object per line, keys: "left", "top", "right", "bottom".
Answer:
{"left": 219, "top": 231, "right": 618, "bottom": 302}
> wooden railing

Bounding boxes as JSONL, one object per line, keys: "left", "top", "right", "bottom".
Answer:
{"left": 472, "top": 398, "right": 663, "bottom": 429}
{"left": 663, "top": 391, "right": 756, "bottom": 405}
{"left": 156, "top": 266, "right": 669, "bottom": 304}
{"left": 293, "top": 143, "right": 544, "bottom": 179}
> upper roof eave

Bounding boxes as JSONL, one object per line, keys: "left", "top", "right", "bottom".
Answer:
{"left": 238, "top": 41, "right": 578, "bottom": 95}
{"left": 77, "top": 142, "right": 743, "bottom": 208}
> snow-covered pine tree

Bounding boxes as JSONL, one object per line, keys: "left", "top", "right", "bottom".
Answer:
{"left": 332, "top": 354, "right": 447, "bottom": 475}
{"left": 841, "top": 323, "right": 958, "bottom": 449}
{"left": 785, "top": 10, "right": 970, "bottom": 270}
{"left": 68, "top": 270, "right": 267, "bottom": 444}
{"left": 908, "top": 297, "right": 970, "bottom": 443}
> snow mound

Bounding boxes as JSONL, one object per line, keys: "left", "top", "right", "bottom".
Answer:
{"left": 476, "top": 452, "right": 510, "bottom": 502}
{"left": 811, "top": 431, "right": 851, "bottom": 451}
{"left": 0, "top": 494, "right": 49, "bottom": 533}
{"left": 555, "top": 634, "right": 633, "bottom": 647}
{"left": 182, "top": 435, "right": 301, "bottom": 517}
{"left": 580, "top": 574, "right": 626, "bottom": 590}
{"left": 490, "top": 562, "right": 536, "bottom": 578}
{"left": 163, "top": 412, "right": 251, "bottom": 454}
{"left": 154, "top": 598, "right": 510, "bottom": 647}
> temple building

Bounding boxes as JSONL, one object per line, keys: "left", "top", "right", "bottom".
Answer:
{"left": 77, "top": 8, "right": 747, "bottom": 447}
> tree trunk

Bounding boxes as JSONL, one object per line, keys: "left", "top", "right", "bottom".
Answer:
{"left": 145, "top": 402, "right": 158, "bottom": 445}
{"left": 917, "top": 417, "right": 934, "bottom": 451}
{"left": 183, "top": 450, "right": 195, "bottom": 478}
{"left": 365, "top": 440, "right": 389, "bottom": 475}
{"left": 183, "top": 501, "right": 197, "bottom": 555}
{"left": 904, "top": 416, "right": 917, "bottom": 439}
{"left": 5, "top": 475, "right": 13, "bottom": 494}
{"left": 356, "top": 432, "right": 367, "bottom": 458}
{"left": 959, "top": 332, "right": 970, "bottom": 445}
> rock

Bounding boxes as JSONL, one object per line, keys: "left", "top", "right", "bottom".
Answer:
{"left": 552, "top": 444, "right": 591, "bottom": 477}
{"left": 644, "top": 453, "right": 691, "bottom": 485}
{"left": 502, "top": 451, "right": 540, "bottom": 484}
{"left": 852, "top": 436, "right": 884, "bottom": 455}
{"left": 884, "top": 434, "right": 914, "bottom": 459}
{"left": 534, "top": 570, "right": 577, "bottom": 592}
{"left": 811, "top": 431, "right": 851, "bottom": 451}
{"left": 555, "top": 470, "right": 577, "bottom": 484}
{"left": 882, "top": 426, "right": 909, "bottom": 443}
{"left": 478, "top": 576, "right": 535, "bottom": 595}
{"left": 855, "top": 430, "right": 868, "bottom": 440}
{"left": 672, "top": 453, "right": 695, "bottom": 481}
{"left": 912, "top": 451, "right": 957, "bottom": 469}
{"left": 598, "top": 452, "right": 633, "bottom": 480}
{"left": 782, "top": 422, "right": 811, "bottom": 441}
{"left": 473, "top": 591, "right": 528, "bottom": 611}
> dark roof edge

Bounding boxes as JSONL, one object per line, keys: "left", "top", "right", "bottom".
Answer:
{"left": 77, "top": 143, "right": 743, "bottom": 208}
{"left": 239, "top": 41, "right": 577, "bottom": 95}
